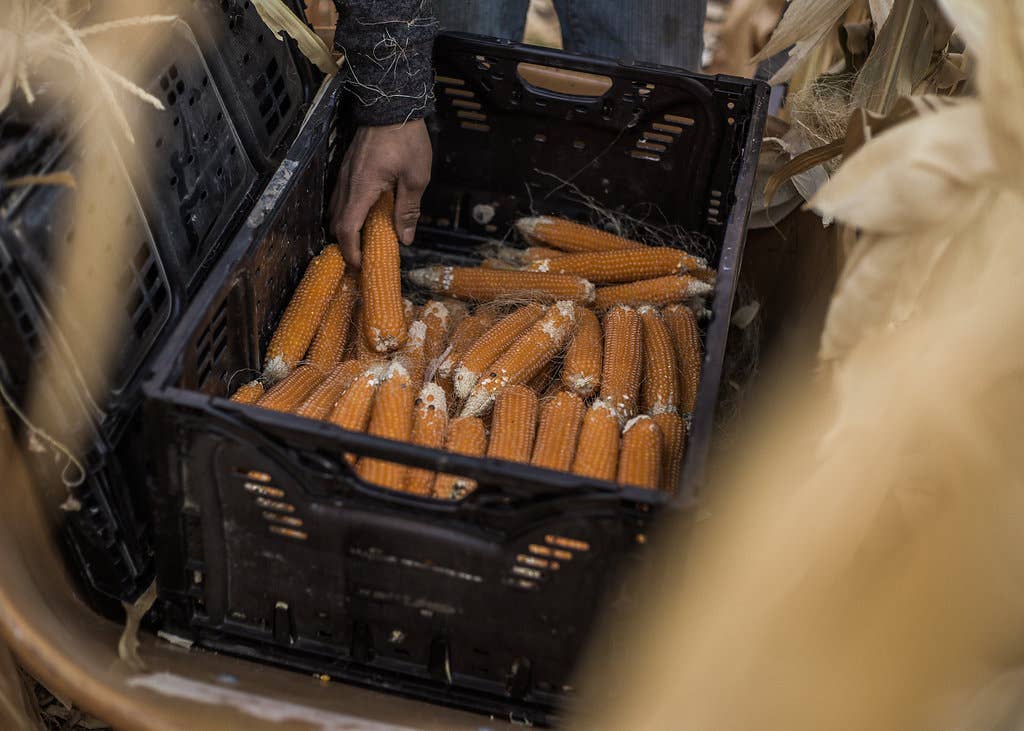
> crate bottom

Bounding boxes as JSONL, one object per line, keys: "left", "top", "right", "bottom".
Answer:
{"left": 159, "top": 611, "right": 562, "bottom": 727}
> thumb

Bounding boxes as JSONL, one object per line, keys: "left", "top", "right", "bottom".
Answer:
{"left": 394, "top": 175, "right": 427, "bottom": 246}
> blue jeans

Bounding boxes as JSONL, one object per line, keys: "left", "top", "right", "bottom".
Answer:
{"left": 433, "top": 0, "right": 706, "bottom": 70}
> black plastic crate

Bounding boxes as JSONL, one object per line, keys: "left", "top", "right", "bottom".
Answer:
{"left": 174, "top": 0, "right": 319, "bottom": 172}
{"left": 145, "top": 35, "right": 767, "bottom": 725}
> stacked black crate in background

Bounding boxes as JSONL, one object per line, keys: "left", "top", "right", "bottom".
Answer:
{"left": 0, "top": 0, "right": 319, "bottom": 609}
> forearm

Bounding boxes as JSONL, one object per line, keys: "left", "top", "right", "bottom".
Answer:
{"left": 333, "top": 0, "right": 439, "bottom": 125}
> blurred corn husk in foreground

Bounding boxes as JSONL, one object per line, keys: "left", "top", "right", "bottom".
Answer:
{"left": 572, "top": 1, "right": 1024, "bottom": 728}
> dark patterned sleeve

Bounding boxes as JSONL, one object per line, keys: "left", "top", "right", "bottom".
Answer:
{"left": 333, "top": 0, "right": 438, "bottom": 125}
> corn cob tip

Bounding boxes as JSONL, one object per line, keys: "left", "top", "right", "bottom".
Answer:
{"left": 459, "top": 386, "right": 492, "bottom": 418}
{"left": 417, "top": 381, "right": 448, "bottom": 410}
{"left": 581, "top": 279, "right": 596, "bottom": 303}
{"left": 263, "top": 355, "right": 290, "bottom": 384}
{"left": 514, "top": 216, "right": 550, "bottom": 240}
{"left": 689, "top": 280, "right": 715, "bottom": 298}
{"left": 623, "top": 414, "right": 653, "bottom": 433}
{"left": 453, "top": 365, "right": 479, "bottom": 400}
{"left": 384, "top": 361, "right": 409, "bottom": 380}
{"left": 530, "top": 259, "right": 553, "bottom": 273}
{"left": 648, "top": 403, "right": 680, "bottom": 417}
{"left": 408, "top": 266, "right": 453, "bottom": 291}
{"left": 421, "top": 300, "right": 450, "bottom": 327}
{"left": 565, "top": 373, "right": 598, "bottom": 394}
{"left": 406, "top": 319, "right": 427, "bottom": 347}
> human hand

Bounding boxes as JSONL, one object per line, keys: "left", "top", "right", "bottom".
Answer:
{"left": 329, "top": 119, "right": 433, "bottom": 267}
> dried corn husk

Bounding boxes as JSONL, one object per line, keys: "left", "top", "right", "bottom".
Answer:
{"left": 251, "top": 0, "right": 339, "bottom": 75}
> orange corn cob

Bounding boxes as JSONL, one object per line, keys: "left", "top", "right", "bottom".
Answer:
{"left": 436, "top": 310, "right": 497, "bottom": 391}
{"left": 462, "top": 301, "right": 577, "bottom": 418}
{"left": 229, "top": 379, "right": 264, "bottom": 404}
{"left": 295, "top": 359, "right": 365, "bottom": 420}
{"left": 357, "top": 362, "right": 415, "bottom": 490}
{"left": 306, "top": 271, "right": 358, "bottom": 374}
{"left": 515, "top": 216, "right": 645, "bottom": 253}
{"left": 453, "top": 303, "right": 545, "bottom": 399}
{"left": 403, "top": 383, "right": 449, "bottom": 496}
{"left": 527, "top": 361, "right": 557, "bottom": 395}
{"left": 361, "top": 191, "right": 407, "bottom": 353}
{"left": 433, "top": 416, "right": 487, "bottom": 499}
{"left": 663, "top": 304, "right": 702, "bottom": 413}
{"left": 652, "top": 411, "right": 685, "bottom": 494}
{"left": 571, "top": 401, "right": 621, "bottom": 481}
{"left": 599, "top": 306, "right": 643, "bottom": 421}
{"left": 397, "top": 320, "right": 428, "bottom": 394}
{"left": 528, "top": 247, "right": 707, "bottom": 284}
{"left": 530, "top": 391, "right": 585, "bottom": 471}
{"left": 593, "top": 275, "right": 713, "bottom": 310}
{"left": 263, "top": 244, "right": 345, "bottom": 382}
{"left": 255, "top": 366, "right": 323, "bottom": 413}
{"left": 419, "top": 300, "right": 452, "bottom": 368}
{"left": 486, "top": 385, "right": 538, "bottom": 463}
{"left": 617, "top": 416, "right": 663, "bottom": 490}
{"left": 328, "top": 363, "right": 387, "bottom": 435}
{"left": 407, "top": 265, "right": 595, "bottom": 303}
{"left": 638, "top": 306, "right": 679, "bottom": 415}
{"left": 562, "top": 307, "right": 602, "bottom": 398}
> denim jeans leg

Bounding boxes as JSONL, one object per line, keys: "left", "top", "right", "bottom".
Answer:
{"left": 431, "top": 0, "right": 532, "bottom": 40}
{"left": 552, "top": 0, "right": 705, "bottom": 70}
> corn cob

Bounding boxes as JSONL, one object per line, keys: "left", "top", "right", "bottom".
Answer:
{"left": 638, "top": 306, "right": 679, "bottom": 415}
{"left": 397, "top": 320, "right": 428, "bottom": 394}
{"left": 403, "top": 383, "right": 449, "bottom": 496}
{"left": 306, "top": 271, "right": 358, "bottom": 374}
{"left": 461, "top": 301, "right": 577, "bottom": 418}
{"left": 617, "top": 415, "right": 663, "bottom": 490}
{"left": 571, "top": 400, "right": 621, "bottom": 481}
{"left": 599, "top": 306, "right": 643, "bottom": 421}
{"left": 436, "top": 311, "right": 497, "bottom": 397}
{"left": 562, "top": 307, "right": 602, "bottom": 398}
{"left": 229, "top": 379, "right": 264, "bottom": 404}
{"left": 527, "top": 361, "right": 557, "bottom": 395}
{"left": 407, "top": 265, "right": 595, "bottom": 303}
{"left": 419, "top": 300, "right": 452, "bottom": 368}
{"left": 516, "top": 216, "right": 645, "bottom": 253}
{"left": 652, "top": 411, "right": 685, "bottom": 494}
{"left": 295, "top": 359, "right": 364, "bottom": 420}
{"left": 453, "top": 304, "right": 545, "bottom": 399}
{"left": 343, "top": 298, "right": 363, "bottom": 361}
{"left": 263, "top": 244, "right": 345, "bottom": 382}
{"left": 663, "top": 304, "right": 702, "bottom": 413}
{"left": 328, "top": 363, "right": 387, "bottom": 437}
{"left": 486, "top": 385, "right": 538, "bottom": 464}
{"left": 530, "top": 391, "right": 585, "bottom": 471}
{"left": 256, "top": 366, "right": 323, "bottom": 413}
{"left": 478, "top": 241, "right": 564, "bottom": 267}
{"left": 528, "top": 247, "right": 707, "bottom": 284}
{"left": 593, "top": 275, "right": 713, "bottom": 310}
{"left": 357, "top": 362, "right": 415, "bottom": 490}
{"left": 433, "top": 416, "right": 487, "bottom": 499}
{"left": 360, "top": 191, "right": 407, "bottom": 353}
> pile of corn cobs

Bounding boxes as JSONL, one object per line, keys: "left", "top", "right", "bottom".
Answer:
{"left": 230, "top": 193, "right": 714, "bottom": 498}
